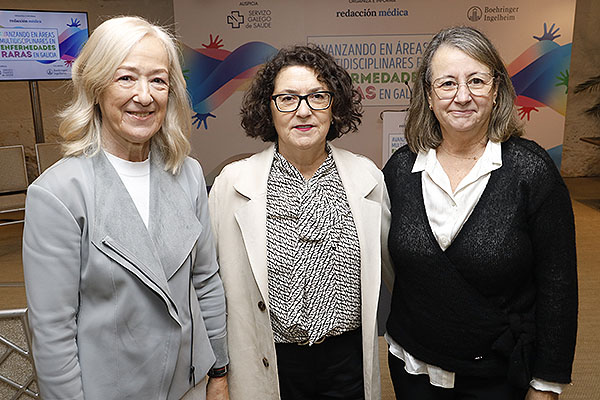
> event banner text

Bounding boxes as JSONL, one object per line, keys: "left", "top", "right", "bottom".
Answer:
{"left": 0, "top": 28, "right": 60, "bottom": 61}
{"left": 309, "top": 34, "right": 431, "bottom": 106}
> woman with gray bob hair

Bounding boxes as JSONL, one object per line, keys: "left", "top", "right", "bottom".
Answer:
{"left": 405, "top": 25, "right": 523, "bottom": 152}
{"left": 383, "top": 26, "right": 577, "bottom": 400}
{"left": 23, "top": 16, "right": 229, "bottom": 400}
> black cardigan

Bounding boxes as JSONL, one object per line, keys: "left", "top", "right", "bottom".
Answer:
{"left": 383, "top": 137, "right": 577, "bottom": 387}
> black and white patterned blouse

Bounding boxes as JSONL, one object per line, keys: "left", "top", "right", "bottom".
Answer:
{"left": 266, "top": 146, "right": 361, "bottom": 345}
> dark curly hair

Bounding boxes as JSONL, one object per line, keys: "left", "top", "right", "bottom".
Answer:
{"left": 240, "top": 44, "right": 362, "bottom": 142}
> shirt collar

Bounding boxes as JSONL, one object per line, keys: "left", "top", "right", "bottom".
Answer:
{"left": 273, "top": 143, "right": 334, "bottom": 182}
{"left": 479, "top": 139, "right": 502, "bottom": 175}
{"left": 412, "top": 147, "right": 436, "bottom": 173}
{"left": 411, "top": 140, "right": 502, "bottom": 175}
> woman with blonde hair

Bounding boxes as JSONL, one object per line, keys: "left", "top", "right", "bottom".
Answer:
{"left": 23, "top": 16, "right": 228, "bottom": 400}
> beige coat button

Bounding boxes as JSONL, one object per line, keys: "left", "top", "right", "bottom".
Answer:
{"left": 258, "top": 301, "right": 266, "bottom": 312}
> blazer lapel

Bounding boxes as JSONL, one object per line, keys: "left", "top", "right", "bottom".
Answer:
{"left": 90, "top": 151, "right": 180, "bottom": 322}
{"left": 148, "top": 152, "right": 201, "bottom": 281}
{"left": 331, "top": 145, "right": 382, "bottom": 369}
{"left": 232, "top": 146, "right": 274, "bottom": 303}
{"left": 331, "top": 145, "right": 380, "bottom": 252}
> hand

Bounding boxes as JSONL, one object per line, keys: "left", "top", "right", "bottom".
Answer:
{"left": 532, "top": 22, "right": 561, "bottom": 42}
{"left": 525, "top": 387, "right": 559, "bottom": 400}
{"left": 206, "top": 376, "right": 229, "bottom": 400}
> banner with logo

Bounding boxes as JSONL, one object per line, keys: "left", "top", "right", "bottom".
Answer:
{"left": 0, "top": 9, "right": 88, "bottom": 81}
{"left": 174, "top": 0, "right": 576, "bottom": 179}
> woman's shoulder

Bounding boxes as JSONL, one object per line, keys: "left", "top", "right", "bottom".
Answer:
{"left": 175, "top": 156, "right": 208, "bottom": 195}
{"left": 180, "top": 155, "right": 204, "bottom": 178}
{"left": 26, "top": 155, "right": 94, "bottom": 215}
{"left": 502, "top": 137, "right": 563, "bottom": 182}
{"left": 31, "top": 155, "right": 93, "bottom": 192}
{"left": 331, "top": 145, "right": 380, "bottom": 170}
{"left": 501, "top": 137, "right": 570, "bottom": 211}
{"left": 329, "top": 145, "right": 388, "bottom": 189}
{"left": 382, "top": 145, "right": 415, "bottom": 175}
{"left": 218, "top": 156, "right": 252, "bottom": 177}
{"left": 216, "top": 146, "right": 274, "bottom": 181}
{"left": 503, "top": 136, "right": 550, "bottom": 160}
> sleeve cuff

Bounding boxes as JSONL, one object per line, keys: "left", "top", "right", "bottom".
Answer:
{"left": 530, "top": 378, "right": 566, "bottom": 394}
{"left": 210, "top": 334, "right": 229, "bottom": 368}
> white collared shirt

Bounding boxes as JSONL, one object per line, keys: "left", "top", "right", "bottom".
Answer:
{"left": 386, "top": 140, "right": 564, "bottom": 394}
{"left": 415, "top": 139, "right": 502, "bottom": 251}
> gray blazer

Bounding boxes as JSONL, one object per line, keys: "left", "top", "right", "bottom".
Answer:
{"left": 23, "top": 150, "right": 227, "bottom": 400}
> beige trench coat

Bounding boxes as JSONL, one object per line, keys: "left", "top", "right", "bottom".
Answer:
{"left": 208, "top": 144, "right": 391, "bottom": 400}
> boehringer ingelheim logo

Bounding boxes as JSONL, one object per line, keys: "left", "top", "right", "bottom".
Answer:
{"left": 467, "top": 6, "right": 482, "bottom": 22}
{"left": 227, "top": 11, "right": 244, "bottom": 28}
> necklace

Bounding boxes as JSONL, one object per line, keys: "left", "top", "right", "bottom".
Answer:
{"left": 438, "top": 143, "right": 484, "bottom": 161}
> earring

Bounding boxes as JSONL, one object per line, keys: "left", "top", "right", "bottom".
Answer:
{"left": 428, "top": 104, "right": 433, "bottom": 110}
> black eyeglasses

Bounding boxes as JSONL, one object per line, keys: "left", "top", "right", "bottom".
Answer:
{"left": 271, "top": 91, "right": 334, "bottom": 112}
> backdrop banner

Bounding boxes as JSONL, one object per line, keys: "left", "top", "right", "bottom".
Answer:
{"left": 0, "top": 9, "right": 88, "bottom": 81}
{"left": 174, "top": 0, "right": 576, "bottom": 178}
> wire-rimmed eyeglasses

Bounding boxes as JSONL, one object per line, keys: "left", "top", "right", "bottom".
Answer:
{"left": 271, "top": 91, "right": 334, "bottom": 113}
{"left": 431, "top": 73, "right": 495, "bottom": 100}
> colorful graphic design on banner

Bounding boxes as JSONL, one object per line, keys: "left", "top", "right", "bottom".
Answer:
{"left": 506, "top": 23, "right": 572, "bottom": 165}
{"left": 510, "top": 24, "right": 570, "bottom": 119}
{"left": 182, "top": 36, "right": 277, "bottom": 129}
{"left": 174, "top": 0, "right": 576, "bottom": 174}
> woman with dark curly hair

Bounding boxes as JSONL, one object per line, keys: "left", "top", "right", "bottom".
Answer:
{"left": 208, "top": 45, "right": 391, "bottom": 400}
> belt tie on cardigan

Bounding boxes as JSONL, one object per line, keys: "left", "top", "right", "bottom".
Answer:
{"left": 491, "top": 312, "right": 536, "bottom": 388}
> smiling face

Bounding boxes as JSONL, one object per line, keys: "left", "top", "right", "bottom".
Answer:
{"left": 99, "top": 35, "right": 170, "bottom": 161}
{"left": 428, "top": 45, "right": 497, "bottom": 140}
{"left": 271, "top": 65, "right": 333, "bottom": 159}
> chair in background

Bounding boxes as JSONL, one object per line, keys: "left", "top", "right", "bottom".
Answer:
{"left": 0, "top": 145, "right": 28, "bottom": 227}
{"left": 35, "top": 142, "right": 63, "bottom": 175}
{"left": 0, "top": 308, "right": 39, "bottom": 399}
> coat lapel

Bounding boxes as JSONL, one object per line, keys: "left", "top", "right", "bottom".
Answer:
{"left": 148, "top": 152, "right": 201, "bottom": 281}
{"left": 90, "top": 151, "right": 198, "bottom": 324}
{"left": 331, "top": 145, "right": 382, "bottom": 387}
{"left": 91, "top": 151, "right": 166, "bottom": 286}
{"left": 232, "top": 146, "right": 274, "bottom": 303}
{"left": 331, "top": 146, "right": 380, "bottom": 277}
{"left": 231, "top": 145, "right": 383, "bottom": 307}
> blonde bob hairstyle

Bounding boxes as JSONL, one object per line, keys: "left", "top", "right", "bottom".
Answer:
{"left": 405, "top": 26, "right": 523, "bottom": 153}
{"left": 60, "top": 16, "right": 191, "bottom": 174}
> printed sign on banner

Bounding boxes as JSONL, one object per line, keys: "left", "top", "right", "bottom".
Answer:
{"left": 0, "top": 9, "right": 88, "bottom": 81}
{"left": 382, "top": 111, "right": 407, "bottom": 164}
{"left": 174, "top": 0, "right": 576, "bottom": 176}
{"left": 307, "top": 35, "right": 428, "bottom": 107}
